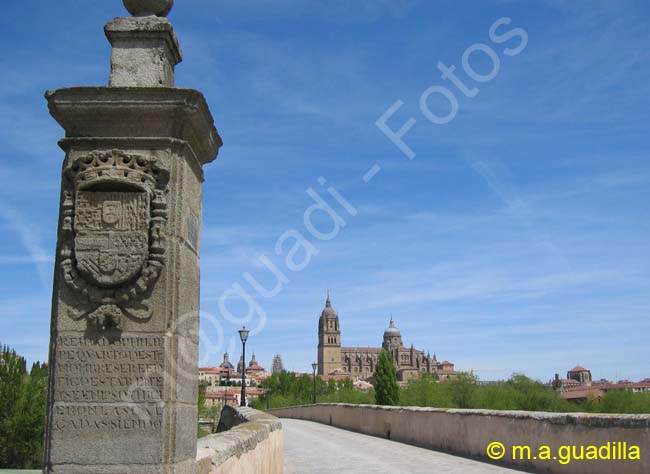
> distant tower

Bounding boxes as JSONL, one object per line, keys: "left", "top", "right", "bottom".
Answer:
{"left": 219, "top": 352, "right": 234, "bottom": 372}
{"left": 317, "top": 291, "right": 341, "bottom": 376}
{"left": 237, "top": 355, "right": 244, "bottom": 374}
{"left": 382, "top": 317, "right": 403, "bottom": 367}
{"left": 567, "top": 365, "right": 592, "bottom": 387}
{"left": 382, "top": 317, "right": 403, "bottom": 350}
{"left": 271, "top": 354, "right": 284, "bottom": 373}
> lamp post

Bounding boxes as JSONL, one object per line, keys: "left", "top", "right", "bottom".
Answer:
{"left": 238, "top": 327, "right": 250, "bottom": 407}
{"left": 312, "top": 362, "right": 318, "bottom": 404}
{"left": 225, "top": 369, "right": 230, "bottom": 407}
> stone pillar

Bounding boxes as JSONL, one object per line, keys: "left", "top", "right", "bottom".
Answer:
{"left": 43, "top": 2, "right": 222, "bottom": 473}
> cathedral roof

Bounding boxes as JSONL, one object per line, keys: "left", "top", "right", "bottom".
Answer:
{"left": 568, "top": 365, "right": 589, "bottom": 373}
{"left": 383, "top": 317, "right": 401, "bottom": 336}
{"left": 219, "top": 352, "right": 234, "bottom": 370}
{"left": 320, "top": 291, "right": 337, "bottom": 318}
{"left": 341, "top": 347, "right": 383, "bottom": 353}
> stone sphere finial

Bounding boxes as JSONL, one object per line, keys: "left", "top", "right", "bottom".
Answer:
{"left": 123, "top": 0, "right": 174, "bottom": 17}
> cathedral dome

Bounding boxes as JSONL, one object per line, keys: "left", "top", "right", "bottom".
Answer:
{"left": 384, "top": 318, "right": 401, "bottom": 337}
{"left": 219, "top": 352, "right": 234, "bottom": 370}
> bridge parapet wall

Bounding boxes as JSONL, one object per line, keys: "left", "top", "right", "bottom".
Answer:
{"left": 196, "top": 406, "right": 283, "bottom": 474}
{"left": 268, "top": 403, "right": 650, "bottom": 474}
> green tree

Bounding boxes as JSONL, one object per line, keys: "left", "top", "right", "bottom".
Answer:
{"left": 374, "top": 350, "right": 399, "bottom": 406}
{"left": 5, "top": 364, "right": 48, "bottom": 468}
{"left": 447, "top": 372, "right": 478, "bottom": 408}
{"left": 595, "top": 390, "right": 650, "bottom": 414}
{"left": 257, "top": 367, "right": 649, "bottom": 414}
{"left": 401, "top": 373, "right": 454, "bottom": 408}
{"left": 0, "top": 345, "right": 48, "bottom": 469}
{"left": 257, "top": 371, "right": 374, "bottom": 409}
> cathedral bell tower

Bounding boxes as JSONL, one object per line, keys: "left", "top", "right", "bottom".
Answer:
{"left": 317, "top": 292, "right": 341, "bottom": 376}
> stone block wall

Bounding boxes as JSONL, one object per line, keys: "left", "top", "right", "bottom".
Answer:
{"left": 196, "top": 406, "right": 283, "bottom": 474}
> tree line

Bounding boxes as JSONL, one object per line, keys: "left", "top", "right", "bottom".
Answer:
{"left": 258, "top": 349, "right": 650, "bottom": 414}
{"left": 0, "top": 344, "right": 48, "bottom": 469}
{"left": 257, "top": 370, "right": 374, "bottom": 408}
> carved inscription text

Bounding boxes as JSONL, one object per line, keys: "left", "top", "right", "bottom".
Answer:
{"left": 52, "top": 404, "right": 164, "bottom": 432}
{"left": 54, "top": 335, "right": 165, "bottom": 402}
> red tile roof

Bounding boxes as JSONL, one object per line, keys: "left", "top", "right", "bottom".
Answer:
{"left": 341, "top": 347, "right": 383, "bottom": 353}
{"left": 563, "top": 381, "right": 650, "bottom": 392}
{"left": 322, "top": 374, "right": 352, "bottom": 381}
{"left": 204, "top": 387, "right": 267, "bottom": 398}
{"left": 560, "top": 389, "right": 604, "bottom": 401}
{"left": 568, "top": 365, "right": 589, "bottom": 373}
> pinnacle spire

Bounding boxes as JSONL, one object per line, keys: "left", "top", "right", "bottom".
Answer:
{"left": 325, "top": 289, "right": 331, "bottom": 307}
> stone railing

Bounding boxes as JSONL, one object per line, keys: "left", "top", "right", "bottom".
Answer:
{"left": 268, "top": 403, "right": 650, "bottom": 474}
{"left": 196, "top": 406, "right": 283, "bottom": 474}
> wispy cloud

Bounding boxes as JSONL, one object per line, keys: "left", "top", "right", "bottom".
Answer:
{"left": 0, "top": 203, "right": 53, "bottom": 292}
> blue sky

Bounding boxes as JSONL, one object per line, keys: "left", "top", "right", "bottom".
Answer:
{"left": 1, "top": 0, "right": 648, "bottom": 382}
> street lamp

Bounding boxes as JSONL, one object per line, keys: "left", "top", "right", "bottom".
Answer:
{"left": 225, "top": 369, "right": 230, "bottom": 407}
{"left": 238, "top": 327, "right": 250, "bottom": 407}
{"left": 312, "top": 362, "right": 318, "bottom": 404}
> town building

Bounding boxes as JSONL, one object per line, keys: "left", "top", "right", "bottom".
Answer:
{"left": 552, "top": 365, "right": 650, "bottom": 402}
{"left": 203, "top": 387, "right": 268, "bottom": 407}
{"left": 199, "top": 352, "right": 270, "bottom": 390}
{"left": 317, "top": 293, "right": 458, "bottom": 382}
{"left": 567, "top": 365, "right": 592, "bottom": 386}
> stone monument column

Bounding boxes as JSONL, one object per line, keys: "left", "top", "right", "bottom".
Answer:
{"left": 43, "top": 1, "right": 222, "bottom": 473}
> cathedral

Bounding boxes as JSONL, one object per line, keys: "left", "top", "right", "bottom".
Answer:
{"left": 317, "top": 293, "right": 458, "bottom": 382}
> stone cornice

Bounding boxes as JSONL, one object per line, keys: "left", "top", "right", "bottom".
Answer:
{"left": 45, "top": 87, "right": 222, "bottom": 166}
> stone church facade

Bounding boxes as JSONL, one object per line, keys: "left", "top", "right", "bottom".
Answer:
{"left": 317, "top": 294, "right": 458, "bottom": 382}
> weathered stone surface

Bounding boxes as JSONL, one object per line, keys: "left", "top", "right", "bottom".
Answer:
{"left": 51, "top": 333, "right": 166, "bottom": 403}
{"left": 105, "top": 16, "right": 181, "bottom": 87}
{"left": 197, "top": 406, "right": 283, "bottom": 474}
{"left": 43, "top": 8, "right": 221, "bottom": 474}
{"left": 46, "top": 88, "right": 221, "bottom": 163}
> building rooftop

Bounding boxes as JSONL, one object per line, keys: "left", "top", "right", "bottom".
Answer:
{"left": 341, "top": 347, "right": 383, "bottom": 352}
{"left": 568, "top": 365, "right": 590, "bottom": 373}
{"left": 383, "top": 317, "right": 401, "bottom": 336}
{"left": 560, "top": 389, "right": 604, "bottom": 401}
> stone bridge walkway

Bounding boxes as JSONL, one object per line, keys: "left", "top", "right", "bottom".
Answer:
{"left": 282, "top": 418, "right": 528, "bottom": 474}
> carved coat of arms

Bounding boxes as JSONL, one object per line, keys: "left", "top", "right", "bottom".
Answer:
{"left": 60, "top": 150, "right": 169, "bottom": 330}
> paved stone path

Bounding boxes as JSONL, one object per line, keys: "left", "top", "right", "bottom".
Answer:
{"left": 282, "top": 418, "right": 528, "bottom": 474}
